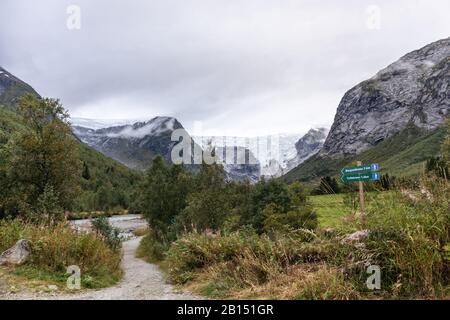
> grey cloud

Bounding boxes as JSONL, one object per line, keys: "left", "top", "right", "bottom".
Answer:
{"left": 1, "top": 0, "right": 449, "bottom": 136}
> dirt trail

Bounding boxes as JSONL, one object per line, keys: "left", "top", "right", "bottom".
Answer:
{"left": 55, "top": 237, "right": 199, "bottom": 300}
{"left": 1, "top": 216, "right": 200, "bottom": 300}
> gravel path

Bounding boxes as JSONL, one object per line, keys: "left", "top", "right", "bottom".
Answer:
{"left": 1, "top": 216, "right": 201, "bottom": 300}
{"left": 55, "top": 237, "right": 199, "bottom": 300}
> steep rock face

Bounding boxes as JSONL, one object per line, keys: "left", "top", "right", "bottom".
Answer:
{"left": 73, "top": 117, "right": 189, "bottom": 170}
{"left": 194, "top": 134, "right": 305, "bottom": 178}
{"left": 322, "top": 37, "right": 450, "bottom": 157}
{"left": 214, "top": 146, "right": 261, "bottom": 182}
{"left": 0, "top": 67, "right": 40, "bottom": 108}
{"left": 284, "top": 128, "right": 328, "bottom": 173}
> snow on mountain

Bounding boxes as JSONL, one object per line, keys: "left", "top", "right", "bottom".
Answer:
{"left": 72, "top": 117, "right": 186, "bottom": 170}
{"left": 193, "top": 130, "right": 327, "bottom": 178}
{"left": 70, "top": 118, "right": 139, "bottom": 130}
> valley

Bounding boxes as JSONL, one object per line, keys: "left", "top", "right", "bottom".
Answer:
{"left": 0, "top": 35, "right": 449, "bottom": 301}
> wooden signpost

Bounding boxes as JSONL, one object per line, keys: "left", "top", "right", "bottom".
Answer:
{"left": 340, "top": 162, "right": 380, "bottom": 213}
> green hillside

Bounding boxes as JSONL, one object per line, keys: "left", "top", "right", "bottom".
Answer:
{"left": 0, "top": 104, "right": 141, "bottom": 212}
{"left": 284, "top": 124, "right": 447, "bottom": 183}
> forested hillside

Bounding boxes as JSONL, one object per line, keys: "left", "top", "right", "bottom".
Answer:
{"left": 0, "top": 102, "right": 141, "bottom": 217}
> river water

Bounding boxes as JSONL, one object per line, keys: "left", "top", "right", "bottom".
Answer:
{"left": 70, "top": 214, "right": 147, "bottom": 239}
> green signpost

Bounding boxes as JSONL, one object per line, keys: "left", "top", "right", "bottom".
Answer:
{"left": 341, "top": 163, "right": 380, "bottom": 176}
{"left": 340, "top": 162, "right": 381, "bottom": 214}
{"left": 340, "top": 172, "right": 380, "bottom": 183}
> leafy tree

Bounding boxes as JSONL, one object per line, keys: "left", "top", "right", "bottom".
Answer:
{"left": 96, "top": 184, "right": 114, "bottom": 212}
{"left": 177, "top": 163, "right": 229, "bottom": 233}
{"left": 138, "top": 156, "right": 192, "bottom": 239}
{"left": 262, "top": 181, "right": 317, "bottom": 234}
{"left": 92, "top": 216, "right": 121, "bottom": 252}
{"left": 32, "top": 184, "right": 64, "bottom": 223}
{"left": 288, "top": 181, "right": 308, "bottom": 207}
{"left": 263, "top": 204, "right": 318, "bottom": 234}
{"left": 240, "top": 178, "right": 291, "bottom": 233}
{"left": 1, "top": 94, "right": 81, "bottom": 220}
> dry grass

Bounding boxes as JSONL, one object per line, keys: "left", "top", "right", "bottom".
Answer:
{"left": 0, "top": 220, "right": 123, "bottom": 289}
{"left": 184, "top": 263, "right": 361, "bottom": 300}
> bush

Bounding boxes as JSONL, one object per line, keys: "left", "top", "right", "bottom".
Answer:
{"left": 136, "top": 229, "right": 169, "bottom": 263}
{"left": 342, "top": 177, "right": 450, "bottom": 297}
{"left": 0, "top": 220, "right": 122, "bottom": 288}
{"left": 164, "top": 176, "right": 450, "bottom": 299}
{"left": 263, "top": 204, "right": 318, "bottom": 234}
{"left": 166, "top": 230, "right": 339, "bottom": 286}
{"left": 91, "top": 216, "right": 122, "bottom": 252}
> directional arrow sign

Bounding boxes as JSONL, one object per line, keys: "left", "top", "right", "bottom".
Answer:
{"left": 341, "top": 163, "right": 380, "bottom": 175}
{"left": 341, "top": 172, "right": 381, "bottom": 183}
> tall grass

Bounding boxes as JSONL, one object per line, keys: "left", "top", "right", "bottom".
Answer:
{"left": 162, "top": 177, "right": 449, "bottom": 299}
{"left": 0, "top": 220, "right": 122, "bottom": 288}
{"left": 353, "top": 177, "right": 450, "bottom": 297}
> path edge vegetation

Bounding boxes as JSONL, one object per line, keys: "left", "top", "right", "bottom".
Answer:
{"left": 136, "top": 119, "right": 450, "bottom": 299}
{"left": 0, "top": 95, "right": 125, "bottom": 291}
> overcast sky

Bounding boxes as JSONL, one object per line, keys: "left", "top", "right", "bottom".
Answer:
{"left": 1, "top": 0, "right": 449, "bottom": 136}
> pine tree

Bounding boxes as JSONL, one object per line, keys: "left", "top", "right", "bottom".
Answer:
{"left": 82, "top": 161, "right": 91, "bottom": 180}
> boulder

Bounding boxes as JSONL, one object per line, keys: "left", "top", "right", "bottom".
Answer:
{"left": 0, "top": 239, "right": 32, "bottom": 266}
{"left": 342, "top": 230, "right": 370, "bottom": 243}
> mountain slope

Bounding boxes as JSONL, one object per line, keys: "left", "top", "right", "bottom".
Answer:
{"left": 283, "top": 128, "right": 328, "bottom": 175}
{"left": 286, "top": 38, "right": 449, "bottom": 182}
{"left": 0, "top": 67, "right": 40, "bottom": 109}
{"left": 0, "top": 66, "right": 140, "bottom": 211}
{"left": 322, "top": 37, "right": 449, "bottom": 157}
{"left": 285, "top": 125, "right": 446, "bottom": 182}
{"left": 73, "top": 117, "right": 200, "bottom": 170}
{"left": 194, "top": 132, "right": 327, "bottom": 178}
{"left": 214, "top": 146, "right": 261, "bottom": 182}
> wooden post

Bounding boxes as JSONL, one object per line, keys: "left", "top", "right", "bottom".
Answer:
{"left": 357, "top": 161, "right": 365, "bottom": 213}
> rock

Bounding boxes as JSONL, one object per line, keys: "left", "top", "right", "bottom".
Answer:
{"left": 284, "top": 128, "right": 329, "bottom": 173}
{"left": 0, "top": 66, "right": 40, "bottom": 108}
{"left": 342, "top": 230, "right": 370, "bottom": 243}
{"left": 48, "top": 285, "right": 58, "bottom": 291}
{"left": 321, "top": 37, "right": 450, "bottom": 157}
{"left": 72, "top": 117, "right": 200, "bottom": 171}
{"left": 0, "top": 239, "right": 32, "bottom": 266}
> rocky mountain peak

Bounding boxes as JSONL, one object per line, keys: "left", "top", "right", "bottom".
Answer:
{"left": 0, "top": 66, "right": 40, "bottom": 107}
{"left": 321, "top": 37, "right": 449, "bottom": 157}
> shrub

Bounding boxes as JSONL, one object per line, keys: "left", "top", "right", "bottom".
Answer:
{"left": 165, "top": 231, "right": 339, "bottom": 286}
{"left": 263, "top": 204, "right": 318, "bottom": 234}
{"left": 343, "top": 177, "right": 450, "bottom": 297}
{"left": 0, "top": 220, "right": 122, "bottom": 288}
{"left": 136, "top": 229, "right": 169, "bottom": 263}
{"left": 91, "top": 216, "right": 122, "bottom": 252}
